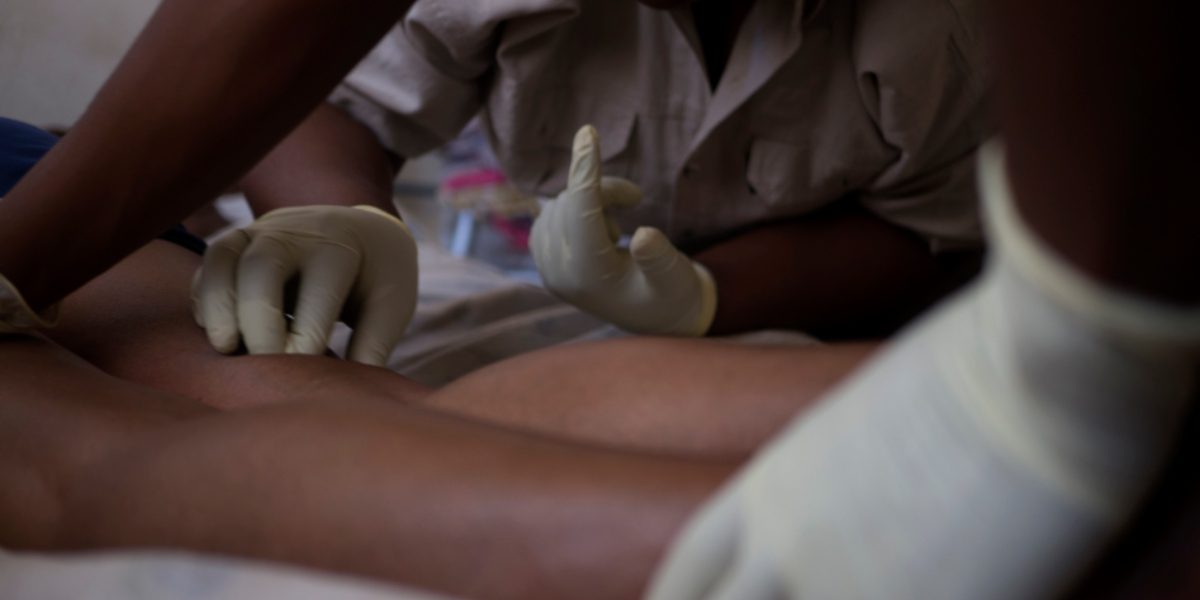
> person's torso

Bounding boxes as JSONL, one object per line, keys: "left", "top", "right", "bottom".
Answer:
{"left": 472, "top": 0, "right": 893, "bottom": 244}
{"left": 383, "top": 0, "right": 986, "bottom": 246}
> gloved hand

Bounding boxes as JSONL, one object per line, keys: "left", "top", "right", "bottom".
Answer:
{"left": 650, "top": 143, "right": 1200, "bottom": 600}
{"left": 0, "top": 272, "right": 58, "bottom": 333}
{"left": 531, "top": 125, "right": 717, "bottom": 336}
{"left": 192, "top": 204, "right": 418, "bottom": 366}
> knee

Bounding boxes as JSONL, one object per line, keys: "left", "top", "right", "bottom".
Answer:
{"left": 0, "top": 334, "right": 208, "bottom": 549}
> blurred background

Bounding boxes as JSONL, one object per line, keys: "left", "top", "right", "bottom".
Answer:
{"left": 0, "top": 0, "right": 538, "bottom": 278}
{"left": 0, "top": 0, "right": 156, "bottom": 128}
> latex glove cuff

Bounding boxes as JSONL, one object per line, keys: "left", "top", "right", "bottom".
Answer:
{"left": 982, "top": 142, "right": 1200, "bottom": 350}
{"left": 0, "top": 272, "right": 59, "bottom": 333}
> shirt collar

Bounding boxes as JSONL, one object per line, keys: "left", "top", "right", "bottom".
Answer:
{"left": 667, "top": 0, "right": 815, "bottom": 65}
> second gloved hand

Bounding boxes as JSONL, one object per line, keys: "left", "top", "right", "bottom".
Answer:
{"left": 530, "top": 125, "right": 717, "bottom": 336}
{"left": 192, "top": 204, "right": 418, "bottom": 366}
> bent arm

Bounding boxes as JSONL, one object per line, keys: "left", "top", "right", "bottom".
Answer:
{"left": 240, "top": 102, "right": 402, "bottom": 217}
{"left": 697, "top": 202, "right": 981, "bottom": 339}
{"left": 0, "top": 0, "right": 415, "bottom": 310}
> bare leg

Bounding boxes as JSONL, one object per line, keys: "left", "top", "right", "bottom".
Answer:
{"left": 425, "top": 338, "right": 875, "bottom": 459}
{"left": 0, "top": 335, "right": 212, "bottom": 549}
{"left": 0, "top": 334, "right": 730, "bottom": 600}
{"left": 50, "top": 240, "right": 872, "bottom": 455}
{"left": 1, "top": 241, "right": 861, "bottom": 598}
{"left": 997, "top": 1, "right": 1200, "bottom": 302}
{"left": 47, "top": 240, "right": 431, "bottom": 410}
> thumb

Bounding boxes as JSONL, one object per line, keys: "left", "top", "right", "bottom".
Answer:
{"left": 630, "top": 226, "right": 687, "bottom": 277}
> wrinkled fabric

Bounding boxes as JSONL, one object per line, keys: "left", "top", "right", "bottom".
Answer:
{"left": 0, "top": 549, "right": 448, "bottom": 600}
{"left": 323, "top": 241, "right": 815, "bottom": 386}
{"left": 333, "top": 0, "right": 990, "bottom": 251}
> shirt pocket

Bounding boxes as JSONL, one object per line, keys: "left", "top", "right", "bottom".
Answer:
{"left": 745, "top": 137, "right": 815, "bottom": 210}
{"left": 505, "top": 94, "right": 639, "bottom": 197}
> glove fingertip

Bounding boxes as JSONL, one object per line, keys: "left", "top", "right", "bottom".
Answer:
{"left": 242, "top": 323, "right": 286, "bottom": 355}
{"left": 573, "top": 124, "right": 598, "bottom": 152}
{"left": 208, "top": 327, "right": 241, "bottom": 354}
{"left": 284, "top": 329, "right": 328, "bottom": 356}
{"left": 347, "top": 346, "right": 388, "bottom": 368}
{"left": 630, "top": 226, "right": 688, "bottom": 278}
{"left": 630, "top": 226, "right": 670, "bottom": 256}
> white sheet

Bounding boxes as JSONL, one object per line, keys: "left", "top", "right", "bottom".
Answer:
{"left": 0, "top": 549, "right": 449, "bottom": 600}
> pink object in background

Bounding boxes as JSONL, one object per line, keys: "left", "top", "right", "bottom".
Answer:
{"left": 490, "top": 213, "right": 532, "bottom": 251}
{"left": 438, "top": 166, "right": 536, "bottom": 253}
{"left": 442, "top": 168, "right": 508, "bottom": 192}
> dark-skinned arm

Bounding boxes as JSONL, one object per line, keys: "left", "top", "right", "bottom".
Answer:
{"left": 240, "top": 101, "right": 402, "bottom": 217}
{"left": 0, "top": 0, "right": 415, "bottom": 311}
{"left": 695, "top": 202, "right": 981, "bottom": 339}
{"left": 187, "top": 101, "right": 414, "bottom": 364}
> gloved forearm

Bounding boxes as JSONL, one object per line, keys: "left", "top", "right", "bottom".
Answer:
{"left": 0, "top": 0, "right": 415, "bottom": 311}
{"left": 241, "top": 102, "right": 402, "bottom": 217}
{"left": 651, "top": 145, "right": 1200, "bottom": 600}
{"left": 696, "top": 203, "right": 980, "bottom": 339}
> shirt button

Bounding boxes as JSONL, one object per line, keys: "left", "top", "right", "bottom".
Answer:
{"left": 682, "top": 163, "right": 700, "bottom": 177}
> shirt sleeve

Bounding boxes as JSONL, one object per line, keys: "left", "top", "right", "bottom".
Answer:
{"left": 852, "top": 0, "right": 992, "bottom": 252}
{"left": 328, "top": 0, "right": 573, "bottom": 159}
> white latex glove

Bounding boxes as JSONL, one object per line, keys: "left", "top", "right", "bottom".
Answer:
{"left": 650, "top": 143, "right": 1200, "bottom": 600}
{"left": 530, "top": 125, "right": 717, "bottom": 336}
{"left": 192, "top": 204, "right": 418, "bottom": 366}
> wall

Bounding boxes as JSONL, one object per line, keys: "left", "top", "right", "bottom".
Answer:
{"left": 0, "top": 0, "right": 158, "bottom": 126}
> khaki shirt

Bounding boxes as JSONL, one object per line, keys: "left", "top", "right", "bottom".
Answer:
{"left": 332, "top": 0, "right": 989, "bottom": 250}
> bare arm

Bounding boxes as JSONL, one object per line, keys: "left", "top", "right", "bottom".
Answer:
{"left": 0, "top": 0, "right": 414, "bottom": 310}
{"left": 240, "top": 102, "right": 402, "bottom": 217}
{"left": 996, "top": 1, "right": 1200, "bottom": 304}
{"left": 697, "top": 202, "right": 981, "bottom": 339}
